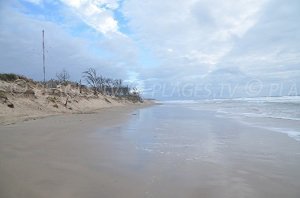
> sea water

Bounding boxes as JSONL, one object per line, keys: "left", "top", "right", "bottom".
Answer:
{"left": 163, "top": 96, "right": 300, "bottom": 141}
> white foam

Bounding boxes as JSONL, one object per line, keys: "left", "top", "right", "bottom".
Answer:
{"left": 268, "top": 127, "right": 300, "bottom": 141}
{"left": 240, "top": 112, "right": 300, "bottom": 121}
{"left": 192, "top": 96, "right": 300, "bottom": 141}
{"left": 162, "top": 100, "right": 200, "bottom": 104}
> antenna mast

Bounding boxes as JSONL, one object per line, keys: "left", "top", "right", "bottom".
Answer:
{"left": 42, "top": 30, "right": 46, "bottom": 84}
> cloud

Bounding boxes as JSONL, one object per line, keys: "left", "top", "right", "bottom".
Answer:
{"left": 23, "top": 0, "right": 42, "bottom": 4}
{"left": 121, "top": 0, "right": 269, "bottom": 90}
{"left": 60, "top": 0, "right": 121, "bottom": 35}
{"left": 0, "top": 0, "right": 136, "bottom": 82}
{"left": 219, "top": 0, "right": 300, "bottom": 75}
{"left": 0, "top": 0, "right": 299, "bottom": 99}
{"left": 123, "top": 0, "right": 266, "bottom": 69}
{"left": 122, "top": 0, "right": 300, "bottom": 99}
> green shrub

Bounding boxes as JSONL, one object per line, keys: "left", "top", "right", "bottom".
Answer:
{"left": 0, "top": 73, "right": 33, "bottom": 82}
{"left": 0, "top": 91, "right": 7, "bottom": 100}
{"left": 0, "top": 73, "right": 18, "bottom": 81}
{"left": 47, "top": 96, "right": 57, "bottom": 103}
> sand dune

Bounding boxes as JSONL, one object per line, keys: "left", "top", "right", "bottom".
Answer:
{"left": 0, "top": 79, "right": 151, "bottom": 125}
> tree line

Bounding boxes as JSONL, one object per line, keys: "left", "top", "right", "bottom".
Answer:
{"left": 52, "top": 68, "right": 143, "bottom": 102}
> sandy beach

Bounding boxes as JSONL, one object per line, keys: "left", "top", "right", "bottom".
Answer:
{"left": 0, "top": 78, "right": 149, "bottom": 125}
{"left": 1, "top": 103, "right": 300, "bottom": 198}
{"left": 1, "top": 0, "right": 299, "bottom": 197}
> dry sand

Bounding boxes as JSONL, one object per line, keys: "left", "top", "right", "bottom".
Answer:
{"left": 0, "top": 79, "right": 150, "bottom": 125}
{"left": 1, "top": 104, "right": 300, "bottom": 198}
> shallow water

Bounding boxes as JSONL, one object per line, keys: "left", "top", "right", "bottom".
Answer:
{"left": 178, "top": 97, "right": 300, "bottom": 141}
{"left": 93, "top": 104, "right": 300, "bottom": 198}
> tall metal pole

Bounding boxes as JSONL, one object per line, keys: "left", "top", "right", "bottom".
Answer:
{"left": 42, "top": 30, "right": 46, "bottom": 84}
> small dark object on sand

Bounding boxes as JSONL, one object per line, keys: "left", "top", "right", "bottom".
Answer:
{"left": 105, "top": 98, "right": 111, "bottom": 103}
{"left": 7, "top": 102, "right": 14, "bottom": 108}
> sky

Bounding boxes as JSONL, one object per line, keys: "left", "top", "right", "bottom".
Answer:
{"left": 0, "top": 0, "right": 299, "bottom": 99}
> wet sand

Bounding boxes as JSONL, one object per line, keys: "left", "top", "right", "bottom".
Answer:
{"left": 1, "top": 104, "right": 300, "bottom": 198}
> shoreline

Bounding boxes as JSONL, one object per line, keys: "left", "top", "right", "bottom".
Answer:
{"left": 0, "top": 100, "right": 155, "bottom": 125}
{"left": 1, "top": 103, "right": 300, "bottom": 198}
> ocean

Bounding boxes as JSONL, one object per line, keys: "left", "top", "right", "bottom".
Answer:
{"left": 163, "top": 96, "right": 300, "bottom": 141}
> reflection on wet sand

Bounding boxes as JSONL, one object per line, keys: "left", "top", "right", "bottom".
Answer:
{"left": 1, "top": 104, "right": 300, "bottom": 198}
